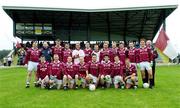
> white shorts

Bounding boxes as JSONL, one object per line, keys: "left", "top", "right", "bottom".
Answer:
{"left": 101, "top": 75, "right": 112, "bottom": 84}
{"left": 27, "top": 61, "right": 38, "bottom": 72}
{"left": 139, "top": 61, "right": 152, "bottom": 71}
{"left": 68, "top": 79, "right": 75, "bottom": 85}
{"left": 89, "top": 74, "right": 98, "bottom": 84}
{"left": 113, "top": 75, "right": 123, "bottom": 85}
{"left": 126, "top": 77, "right": 138, "bottom": 85}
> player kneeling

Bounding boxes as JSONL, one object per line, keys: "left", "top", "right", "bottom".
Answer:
{"left": 99, "top": 55, "right": 112, "bottom": 88}
{"left": 48, "top": 54, "right": 64, "bottom": 90}
{"left": 75, "top": 57, "right": 89, "bottom": 89}
{"left": 86, "top": 54, "right": 100, "bottom": 89}
{"left": 124, "top": 58, "right": 138, "bottom": 89}
{"left": 63, "top": 56, "right": 78, "bottom": 90}
{"left": 36, "top": 55, "right": 50, "bottom": 89}
{"left": 111, "top": 56, "right": 125, "bottom": 89}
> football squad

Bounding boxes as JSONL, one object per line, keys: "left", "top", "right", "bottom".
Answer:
{"left": 25, "top": 38, "right": 158, "bottom": 90}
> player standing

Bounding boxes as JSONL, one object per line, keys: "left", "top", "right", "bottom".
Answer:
{"left": 41, "top": 41, "right": 52, "bottom": 63}
{"left": 100, "top": 42, "right": 112, "bottom": 62}
{"left": 24, "top": 41, "right": 41, "bottom": 88}
{"left": 51, "top": 39, "right": 64, "bottom": 61}
{"left": 62, "top": 43, "right": 72, "bottom": 63}
{"left": 84, "top": 42, "right": 92, "bottom": 63}
{"left": 92, "top": 44, "right": 100, "bottom": 62}
{"left": 72, "top": 43, "right": 85, "bottom": 64}
{"left": 110, "top": 42, "right": 118, "bottom": 62}
{"left": 137, "top": 39, "right": 153, "bottom": 89}
{"left": 126, "top": 41, "right": 138, "bottom": 67}
{"left": 117, "top": 42, "right": 127, "bottom": 65}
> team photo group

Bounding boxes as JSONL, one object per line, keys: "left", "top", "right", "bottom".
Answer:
{"left": 24, "top": 38, "right": 158, "bottom": 91}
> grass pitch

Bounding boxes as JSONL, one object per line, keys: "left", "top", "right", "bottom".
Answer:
{"left": 0, "top": 65, "right": 180, "bottom": 108}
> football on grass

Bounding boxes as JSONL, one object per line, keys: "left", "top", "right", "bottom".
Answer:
{"left": 89, "top": 84, "right": 96, "bottom": 91}
{"left": 143, "top": 83, "right": 149, "bottom": 88}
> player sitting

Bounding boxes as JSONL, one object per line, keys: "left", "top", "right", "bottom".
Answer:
{"left": 99, "top": 55, "right": 112, "bottom": 89}
{"left": 36, "top": 55, "right": 50, "bottom": 89}
{"left": 63, "top": 56, "right": 78, "bottom": 90}
{"left": 48, "top": 54, "right": 64, "bottom": 90}
{"left": 124, "top": 58, "right": 138, "bottom": 89}
{"left": 75, "top": 57, "right": 89, "bottom": 89}
{"left": 111, "top": 56, "right": 125, "bottom": 89}
{"left": 86, "top": 54, "right": 100, "bottom": 88}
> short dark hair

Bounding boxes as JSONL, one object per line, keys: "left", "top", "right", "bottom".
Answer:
{"left": 92, "top": 54, "right": 97, "bottom": 57}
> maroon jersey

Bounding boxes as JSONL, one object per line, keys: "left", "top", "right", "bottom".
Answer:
{"left": 147, "top": 46, "right": 158, "bottom": 60}
{"left": 100, "top": 61, "right": 112, "bottom": 76}
{"left": 127, "top": 48, "right": 138, "bottom": 63}
{"left": 63, "top": 62, "right": 78, "bottom": 78}
{"left": 84, "top": 48, "right": 92, "bottom": 63}
{"left": 117, "top": 48, "right": 127, "bottom": 64}
{"left": 110, "top": 48, "right": 118, "bottom": 62}
{"left": 137, "top": 47, "right": 152, "bottom": 62}
{"left": 88, "top": 61, "right": 100, "bottom": 77}
{"left": 124, "top": 64, "right": 137, "bottom": 77}
{"left": 77, "top": 63, "right": 88, "bottom": 78}
{"left": 37, "top": 62, "right": 49, "bottom": 79}
{"left": 24, "top": 48, "right": 41, "bottom": 64}
{"left": 51, "top": 46, "right": 64, "bottom": 61}
{"left": 62, "top": 49, "right": 72, "bottom": 63}
{"left": 111, "top": 61, "right": 124, "bottom": 77}
{"left": 49, "top": 61, "right": 64, "bottom": 80}
{"left": 100, "top": 48, "right": 113, "bottom": 62}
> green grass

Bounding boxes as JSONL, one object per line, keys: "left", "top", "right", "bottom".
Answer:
{"left": 0, "top": 66, "right": 180, "bottom": 108}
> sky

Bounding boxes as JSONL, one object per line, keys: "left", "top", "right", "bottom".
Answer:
{"left": 0, "top": 0, "right": 179, "bottom": 52}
